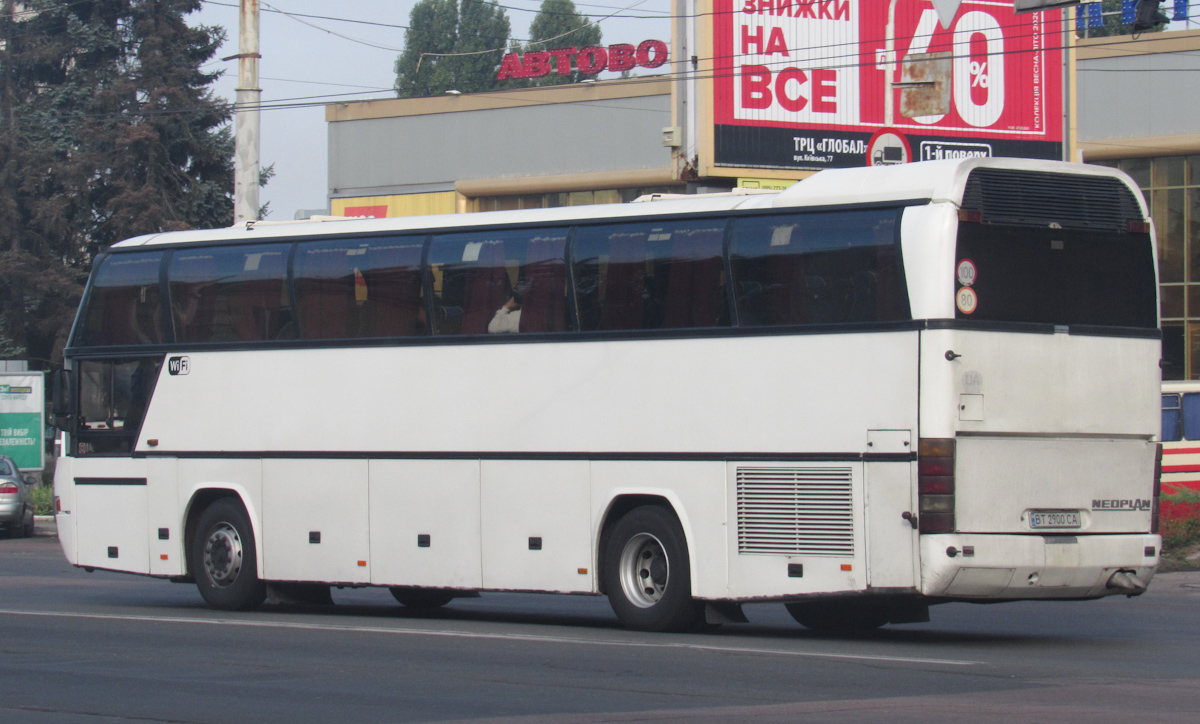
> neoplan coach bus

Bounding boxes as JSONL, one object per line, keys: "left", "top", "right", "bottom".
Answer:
{"left": 52, "top": 157, "right": 1163, "bottom": 632}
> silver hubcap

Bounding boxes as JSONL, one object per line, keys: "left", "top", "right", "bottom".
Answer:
{"left": 619, "top": 533, "right": 669, "bottom": 608}
{"left": 203, "top": 522, "right": 243, "bottom": 588}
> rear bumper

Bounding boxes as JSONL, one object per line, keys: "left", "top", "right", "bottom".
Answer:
{"left": 920, "top": 533, "right": 1159, "bottom": 599}
{"left": 0, "top": 499, "right": 23, "bottom": 524}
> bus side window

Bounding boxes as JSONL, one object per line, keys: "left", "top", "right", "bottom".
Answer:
{"left": 427, "top": 228, "right": 570, "bottom": 336}
{"left": 1181, "top": 393, "right": 1200, "bottom": 440}
{"left": 168, "top": 245, "right": 291, "bottom": 343}
{"left": 73, "top": 252, "right": 166, "bottom": 347}
{"left": 728, "top": 209, "right": 909, "bottom": 326}
{"left": 572, "top": 220, "right": 729, "bottom": 332}
{"left": 1163, "top": 393, "right": 1182, "bottom": 442}
{"left": 294, "top": 236, "right": 426, "bottom": 340}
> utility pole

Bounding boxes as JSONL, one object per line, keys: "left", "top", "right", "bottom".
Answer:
{"left": 233, "top": 0, "right": 260, "bottom": 224}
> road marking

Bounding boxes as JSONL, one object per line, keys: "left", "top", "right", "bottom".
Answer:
{"left": 0, "top": 608, "right": 982, "bottom": 666}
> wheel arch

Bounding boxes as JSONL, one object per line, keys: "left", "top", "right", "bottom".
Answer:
{"left": 595, "top": 491, "right": 696, "bottom": 597}
{"left": 182, "top": 485, "right": 261, "bottom": 578}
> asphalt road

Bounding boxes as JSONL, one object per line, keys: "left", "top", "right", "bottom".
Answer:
{"left": 1, "top": 532, "right": 1198, "bottom": 724}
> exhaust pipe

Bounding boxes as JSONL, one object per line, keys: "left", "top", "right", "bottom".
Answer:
{"left": 1106, "top": 569, "right": 1147, "bottom": 595}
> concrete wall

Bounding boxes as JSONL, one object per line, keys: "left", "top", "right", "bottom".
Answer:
{"left": 327, "top": 81, "right": 674, "bottom": 200}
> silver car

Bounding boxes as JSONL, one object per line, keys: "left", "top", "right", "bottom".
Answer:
{"left": 0, "top": 455, "right": 35, "bottom": 538}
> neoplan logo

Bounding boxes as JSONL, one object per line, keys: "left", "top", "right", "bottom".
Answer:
{"left": 1091, "top": 499, "right": 1151, "bottom": 511}
{"left": 167, "top": 356, "right": 190, "bottom": 376}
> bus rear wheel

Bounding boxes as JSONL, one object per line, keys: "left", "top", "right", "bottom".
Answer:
{"left": 191, "top": 498, "right": 266, "bottom": 611}
{"left": 603, "top": 505, "right": 702, "bottom": 633}
{"left": 389, "top": 587, "right": 455, "bottom": 610}
{"left": 785, "top": 601, "right": 889, "bottom": 634}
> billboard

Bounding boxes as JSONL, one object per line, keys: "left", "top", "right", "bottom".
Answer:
{"left": 0, "top": 372, "right": 44, "bottom": 471}
{"left": 712, "top": 0, "right": 1063, "bottom": 170}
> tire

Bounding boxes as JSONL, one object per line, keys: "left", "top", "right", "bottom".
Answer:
{"left": 602, "top": 505, "right": 702, "bottom": 633}
{"left": 23, "top": 508, "right": 34, "bottom": 537}
{"left": 9, "top": 508, "right": 26, "bottom": 539}
{"left": 785, "top": 601, "right": 889, "bottom": 634}
{"left": 389, "top": 587, "right": 455, "bottom": 610}
{"left": 191, "top": 498, "right": 266, "bottom": 611}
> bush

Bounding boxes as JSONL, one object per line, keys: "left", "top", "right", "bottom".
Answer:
{"left": 1160, "top": 489, "right": 1200, "bottom": 552}
{"left": 31, "top": 484, "right": 54, "bottom": 516}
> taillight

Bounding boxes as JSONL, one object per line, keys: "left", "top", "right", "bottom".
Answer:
{"left": 958, "top": 208, "right": 983, "bottom": 223}
{"left": 0, "top": 483, "right": 18, "bottom": 494}
{"left": 1151, "top": 443, "right": 1162, "bottom": 534}
{"left": 1128, "top": 219, "right": 1151, "bottom": 234}
{"left": 918, "top": 438, "right": 955, "bottom": 534}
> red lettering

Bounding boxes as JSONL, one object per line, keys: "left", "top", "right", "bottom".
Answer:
{"left": 741, "top": 0, "right": 757, "bottom": 13}
{"left": 547, "top": 48, "right": 577, "bottom": 75}
{"left": 818, "top": 0, "right": 833, "bottom": 19}
{"left": 577, "top": 46, "right": 607, "bottom": 74}
{"left": 774, "top": 68, "right": 808, "bottom": 112}
{"left": 813, "top": 68, "right": 837, "bottom": 113}
{"left": 741, "top": 25, "right": 763, "bottom": 55}
{"left": 497, "top": 52, "right": 526, "bottom": 80}
{"left": 834, "top": 0, "right": 850, "bottom": 20}
{"left": 524, "top": 51, "right": 551, "bottom": 77}
{"left": 607, "top": 43, "right": 636, "bottom": 72}
{"left": 636, "top": 40, "right": 668, "bottom": 68}
{"left": 741, "top": 65, "right": 772, "bottom": 109}
{"left": 773, "top": 0, "right": 792, "bottom": 15}
{"left": 765, "top": 27, "right": 789, "bottom": 56}
{"left": 793, "top": 0, "right": 815, "bottom": 18}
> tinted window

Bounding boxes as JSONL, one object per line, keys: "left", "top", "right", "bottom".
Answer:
{"left": 954, "top": 225, "right": 1157, "bottom": 328}
{"left": 1183, "top": 393, "right": 1200, "bottom": 441}
{"left": 0, "top": 460, "right": 11, "bottom": 475}
{"left": 295, "top": 237, "right": 426, "bottom": 340}
{"left": 573, "top": 220, "right": 729, "bottom": 331}
{"left": 427, "top": 228, "right": 570, "bottom": 335}
{"left": 76, "top": 357, "right": 161, "bottom": 454}
{"left": 74, "top": 252, "right": 165, "bottom": 347}
{"left": 729, "top": 210, "right": 908, "bottom": 326}
{"left": 168, "top": 245, "right": 292, "bottom": 343}
{"left": 1163, "top": 393, "right": 1182, "bottom": 442}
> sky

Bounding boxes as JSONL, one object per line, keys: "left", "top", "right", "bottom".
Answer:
{"left": 190, "top": 0, "right": 674, "bottom": 220}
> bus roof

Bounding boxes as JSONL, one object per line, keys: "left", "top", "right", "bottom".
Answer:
{"left": 110, "top": 157, "right": 1142, "bottom": 250}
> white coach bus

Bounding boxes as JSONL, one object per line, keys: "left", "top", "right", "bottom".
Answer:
{"left": 52, "top": 157, "right": 1163, "bottom": 632}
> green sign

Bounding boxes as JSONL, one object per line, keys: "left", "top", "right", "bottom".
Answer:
{"left": 0, "top": 373, "right": 44, "bottom": 470}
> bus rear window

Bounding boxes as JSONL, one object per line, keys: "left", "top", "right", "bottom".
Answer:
{"left": 955, "top": 224, "right": 1156, "bottom": 328}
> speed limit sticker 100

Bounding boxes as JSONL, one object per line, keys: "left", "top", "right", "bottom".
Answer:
{"left": 957, "top": 259, "right": 977, "bottom": 287}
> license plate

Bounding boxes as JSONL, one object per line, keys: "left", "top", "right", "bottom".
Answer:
{"left": 1029, "top": 510, "right": 1081, "bottom": 529}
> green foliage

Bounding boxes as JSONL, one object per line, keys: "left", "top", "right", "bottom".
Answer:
{"left": 394, "top": 0, "right": 512, "bottom": 98}
{"left": 32, "top": 483, "right": 54, "bottom": 516}
{"left": 523, "top": 0, "right": 601, "bottom": 86}
{"left": 1076, "top": 0, "right": 1167, "bottom": 38}
{"left": 1165, "top": 488, "right": 1200, "bottom": 503}
{"left": 0, "top": 0, "right": 233, "bottom": 366}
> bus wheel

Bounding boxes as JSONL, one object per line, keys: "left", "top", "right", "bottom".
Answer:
{"left": 191, "top": 498, "right": 266, "bottom": 611}
{"left": 603, "top": 505, "right": 702, "bottom": 632}
{"left": 389, "top": 587, "right": 455, "bottom": 610}
{"left": 785, "top": 601, "right": 888, "bottom": 634}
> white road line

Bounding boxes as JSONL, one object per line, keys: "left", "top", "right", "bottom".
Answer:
{"left": 0, "top": 608, "right": 983, "bottom": 666}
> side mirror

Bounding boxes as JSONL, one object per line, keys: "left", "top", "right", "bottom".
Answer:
{"left": 52, "top": 369, "right": 71, "bottom": 419}
{"left": 23, "top": 474, "right": 37, "bottom": 486}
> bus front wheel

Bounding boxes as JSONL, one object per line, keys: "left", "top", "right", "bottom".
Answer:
{"left": 603, "top": 505, "right": 702, "bottom": 633}
{"left": 191, "top": 498, "right": 266, "bottom": 611}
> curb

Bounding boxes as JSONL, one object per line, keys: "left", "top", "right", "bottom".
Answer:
{"left": 33, "top": 515, "right": 57, "bottom": 537}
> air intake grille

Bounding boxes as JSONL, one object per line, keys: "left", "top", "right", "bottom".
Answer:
{"left": 736, "top": 466, "right": 854, "bottom": 556}
{"left": 961, "top": 168, "right": 1142, "bottom": 231}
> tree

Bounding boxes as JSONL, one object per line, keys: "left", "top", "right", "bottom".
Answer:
{"left": 394, "top": 0, "right": 512, "bottom": 98}
{"left": 0, "top": 0, "right": 234, "bottom": 366}
{"left": 523, "top": 0, "right": 601, "bottom": 86}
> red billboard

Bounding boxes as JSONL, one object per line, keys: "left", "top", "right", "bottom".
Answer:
{"left": 712, "top": 0, "right": 1063, "bottom": 169}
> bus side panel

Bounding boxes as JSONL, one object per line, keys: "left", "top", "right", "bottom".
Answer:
{"left": 480, "top": 460, "right": 592, "bottom": 593}
{"left": 178, "top": 459, "right": 264, "bottom": 574}
{"left": 261, "top": 459, "right": 370, "bottom": 584}
{"left": 865, "top": 459, "right": 919, "bottom": 590}
{"left": 369, "top": 459, "right": 483, "bottom": 589}
{"left": 146, "top": 458, "right": 181, "bottom": 577}
{"left": 726, "top": 462, "right": 867, "bottom": 599}
{"left": 71, "top": 458, "right": 150, "bottom": 573}
{"left": 591, "top": 461, "right": 727, "bottom": 600}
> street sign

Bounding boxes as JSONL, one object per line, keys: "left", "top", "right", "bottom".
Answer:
{"left": 0, "top": 372, "right": 45, "bottom": 471}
